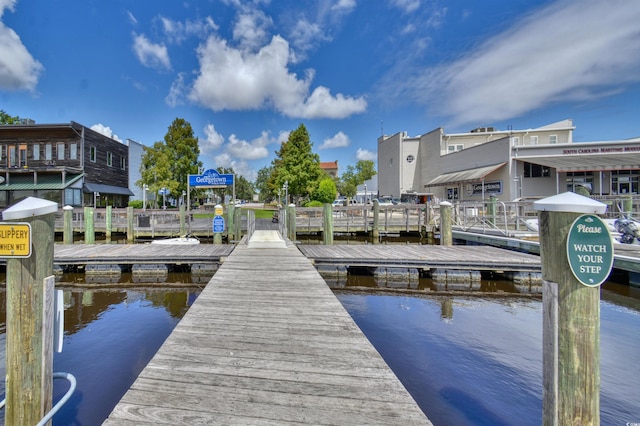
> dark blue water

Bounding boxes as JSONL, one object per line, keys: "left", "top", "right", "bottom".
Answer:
{"left": 337, "top": 287, "right": 640, "bottom": 425}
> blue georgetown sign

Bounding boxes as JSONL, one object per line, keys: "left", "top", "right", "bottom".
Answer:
{"left": 189, "top": 169, "right": 234, "bottom": 188}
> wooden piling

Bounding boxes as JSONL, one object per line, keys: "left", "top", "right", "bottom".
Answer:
{"left": 179, "top": 204, "right": 186, "bottom": 235}
{"left": 63, "top": 205, "right": 73, "bottom": 245}
{"left": 439, "top": 201, "right": 452, "bottom": 246}
{"left": 106, "top": 206, "right": 112, "bottom": 242}
{"left": 287, "top": 204, "right": 296, "bottom": 241}
{"left": 323, "top": 203, "right": 333, "bottom": 245}
{"left": 3, "top": 199, "right": 56, "bottom": 426}
{"left": 372, "top": 199, "right": 380, "bottom": 244}
{"left": 126, "top": 206, "right": 134, "bottom": 242}
{"left": 234, "top": 206, "right": 242, "bottom": 242}
{"left": 84, "top": 206, "right": 95, "bottom": 244}
{"left": 536, "top": 193, "right": 605, "bottom": 426}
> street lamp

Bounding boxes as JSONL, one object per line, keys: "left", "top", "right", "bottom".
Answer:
{"left": 94, "top": 191, "right": 99, "bottom": 207}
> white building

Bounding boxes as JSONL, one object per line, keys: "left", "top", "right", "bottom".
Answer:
{"left": 378, "top": 119, "right": 640, "bottom": 202}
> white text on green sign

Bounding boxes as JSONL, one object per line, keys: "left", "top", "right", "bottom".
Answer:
{"left": 566, "top": 214, "right": 613, "bottom": 287}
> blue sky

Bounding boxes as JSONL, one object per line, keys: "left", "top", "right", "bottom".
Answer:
{"left": 1, "top": 0, "right": 639, "bottom": 181}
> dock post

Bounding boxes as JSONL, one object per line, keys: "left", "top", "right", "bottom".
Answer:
{"left": 534, "top": 193, "right": 608, "bottom": 426}
{"left": 323, "top": 203, "right": 333, "bottom": 245}
{"left": 106, "top": 205, "right": 112, "bottom": 242}
{"left": 84, "top": 206, "right": 95, "bottom": 244}
{"left": 126, "top": 206, "right": 134, "bottom": 242}
{"left": 234, "top": 206, "right": 242, "bottom": 242}
{"left": 487, "top": 195, "right": 496, "bottom": 226}
{"left": 2, "top": 197, "right": 58, "bottom": 426}
{"left": 179, "top": 204, "right": 186, "bottom": 235}
{"left": 63, "top": 205, "right": 73, "bottom": 244}
{"left": 372, "top": 199, "right": 380, "bottom": 244}
{"left": 439, "top": 201, "right": 452, "bottom": 246}
{"left": 623, "top": 195, "right": 632, "bottom": 215}
{"left": 227, "top": 204, "right": 235, "bottom": 240}
{"left": 287, "top": 204, "right": 296, "bottom": 241}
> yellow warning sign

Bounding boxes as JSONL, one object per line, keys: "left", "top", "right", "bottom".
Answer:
{"left": 0, "top": 223, "right": 32, "bottom": 257}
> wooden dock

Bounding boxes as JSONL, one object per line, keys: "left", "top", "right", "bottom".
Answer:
{"left": 298, "top": 244, "right": 541, "bottom": 272}
{"left": 103, "top": 236, "right": 431, "bottom": 424}
{"left": 53, "top": 243, "right": 234, "bottom": 266}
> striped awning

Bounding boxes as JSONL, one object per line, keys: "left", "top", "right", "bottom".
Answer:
{"left": 424, "top": 163, "right": 506, "bottom": 187}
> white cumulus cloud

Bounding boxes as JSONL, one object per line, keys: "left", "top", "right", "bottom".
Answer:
{"left": 91, "top": 124, "right": 122, "bottom": 143}
{"left": 202, "top": 123, "right": 224, "bottom": 154}
{"left": 188, "top": 34, "right": 366, "bottom": 119}
{"left": 320, "top": 131, "right": 350, "bottom": 149}
{"left": 227, "top": 133, "right": 270, "bottom": 160}
{"left": 356, "top": 148, "right": 376, "bottom": 161}
{"left": 401, "top": 0, "right": 640, "bottom": 126}
{"left": 132, "top": 33, "right": 171, "bottom": 70}
{"left": 0, "top": 1, "right": 43, "bottom": 92}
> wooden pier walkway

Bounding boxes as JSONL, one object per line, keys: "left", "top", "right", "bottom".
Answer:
{"left": 103, "top": 234, "right": 431, "bottom": 425}
{"left": 299, "top": 244, "right": 541, "bottom": 272}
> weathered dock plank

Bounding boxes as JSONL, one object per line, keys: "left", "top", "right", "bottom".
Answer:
{"left": 103, "top": 238, "right": 431, "bottom": 425}
{"left": 298, "top": 244, "right": 541, "bottom": 272}
{"left": 53, "top": 243, "right": 234, "bottom": 265}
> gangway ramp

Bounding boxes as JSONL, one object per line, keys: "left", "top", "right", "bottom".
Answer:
{"left": 104, "top": 235, "right": 431, "bottom": 425}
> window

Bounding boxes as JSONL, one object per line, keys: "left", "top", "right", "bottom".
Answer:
{"left": 8, "top": 146, "right": 16, "bottom": 167}
{"left": 611, "top": 170, "right": 639, "bottom": 194}
{"left": 511, "top": 136, "right": 520, "bottom": 146}
{"left": 447, "top": 144, "right": 464, "bottom": 153}
{"left": 45, "top": 143, "right": 52, "bottom": 160}
{"left": 549, "top": 135, "right": 557, "bottom": 144}
{"left": 120, "top": 156, "right": 126, "bottom": 170}
{"left": 90, "top": 146, "right": 96, "bottom": 162}
{"left": 33, "top": 144, "right": 40, "bottom": 160}
{"left": 530, "top": 136, "right": 538, "bottom": 145}
{"left": 19, "top": 144, "right": 27, "bottom": 167}
{"left": 57, "top": 143, "right": 65, "bottom": 160}
{"left": 523, "top": 162, "right": 550, "bottom": 178}
{"left": 406, "top": 155, "right": 415, "bottom": 163}
{"left": 107, "top": 152, "right": 113, "bottom": 167}
{"left": 70, "top": 143, "right": 77, "bottom": 160}
{"left": 566, "top": 171, "right": 593, "bottom": 193}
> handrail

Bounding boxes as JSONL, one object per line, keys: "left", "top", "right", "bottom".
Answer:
{"left": 0, "top": 371, "right": 77, "bottom": 426}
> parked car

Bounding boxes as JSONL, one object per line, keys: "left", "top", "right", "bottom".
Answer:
{"left": 372, "top": 198, "right": 393, "bottom": 206}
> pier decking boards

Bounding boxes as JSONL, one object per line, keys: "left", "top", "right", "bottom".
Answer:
{"left": 103, "top": 237, "right": 432, "bottom": 425}
{"left": 54, "top": 243, "right": 234, "bottom": 266}
{"left": 299, "top": 244, "right": 542, "bottom": 272}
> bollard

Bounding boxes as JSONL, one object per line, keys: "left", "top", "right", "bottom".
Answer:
{"left": 534, "top": 192, "right": 608, "bottom": 426}
{"left": 84, "top": 206, "right": 95, "bottom": 244}
{"left": 63, "top": 205, "right": 73, "bottom": 244}
{"left": 2, "top": 197, "right": 57, "bottom": 426}
{"left": 323, "top": 203, "right": 333, "bottom": 245}
{"left": 439, "top": 201, "right": 452, "bottom": 246}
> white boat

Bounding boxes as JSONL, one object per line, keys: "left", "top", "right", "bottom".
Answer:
{"left": 151, "top": 236, "right": 200, "bottom": 245}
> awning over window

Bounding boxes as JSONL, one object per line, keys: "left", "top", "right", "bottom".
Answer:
{"left": 0, "top": 174, "right": 84, "bottom": 190}
{"left": 424, "top": 163, "right": 506, "bottom": 187}
{"left": 84, "top": 183, "right": 134, "bottom": 196}
{"left": 515, "top": 152, "right": 640, "bottom": 172}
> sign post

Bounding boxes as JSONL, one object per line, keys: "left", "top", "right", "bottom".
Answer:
{"left": 212, "top": 204, "right": 225, "bottom": 244}
{"left": 534, "top": 192, "right": 609, "bottom": 426}
{"left": 2, "top": 197, "right": 58, "bottom": 426}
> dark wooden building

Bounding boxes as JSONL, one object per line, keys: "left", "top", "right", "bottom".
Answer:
{"left": 0, "top": 121, "right": 133, "bottom": 208}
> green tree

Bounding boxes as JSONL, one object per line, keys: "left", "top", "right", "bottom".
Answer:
{"left": 138, "top": 118, "right": 202, "bottom": 206}
{"left": 312, "top": 177, "right": 337, "bottom": 204}
{"left": 235, "top": 174, "right": 255, "bottom": 201}
{"left": 338, "top": 160, "right": 377, "bottom": 197}
{"left": 255, "top": 165, "right": 274, "bottom": 201}
{"left": 164, "top": 118, "right": 202, "bottom": 196}
{"left": 0, "top": 110, "right": 21, "bottom": 125}
{"left": 270, "top": 124, "right": 322, "bottom": 204}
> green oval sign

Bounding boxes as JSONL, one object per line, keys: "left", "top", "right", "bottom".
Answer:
{"left": 566, "top": 214, "right": 613, "bottom": 287}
